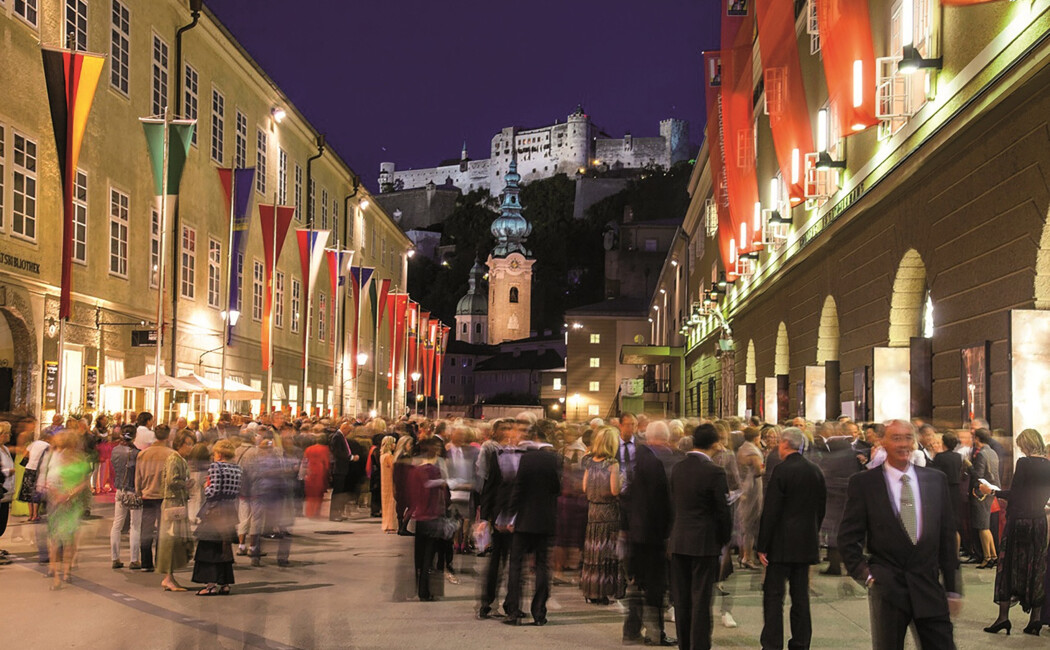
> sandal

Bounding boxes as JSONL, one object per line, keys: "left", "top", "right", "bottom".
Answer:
{"left": 196, "top": 585, "right": 219, "bottom": 596}
{"left": 218, "top": 585, "right": 231, "bottom": 595}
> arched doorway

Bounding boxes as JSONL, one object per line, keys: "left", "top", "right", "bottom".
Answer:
{"left": 745, "top": 340, "right": 757, "bottom": 384}
{"left": 0, "top": 304, "right": 37, "bottom": 415}
{"left": 888, "top": 249, "right": 926, "bottom": 347}
{"left": 816, "top": 296, "right": 839, "bottom": 365}
{"left": 775, "top": 322, "right": 789, "bottom": 375}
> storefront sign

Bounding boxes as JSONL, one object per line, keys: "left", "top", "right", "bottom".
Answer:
{"left": 0, "top": 251, "right": 40, "bottom": 275}
{"left": 131, "top": 329, "right": 157, "bottom": 347}
{"left": 44, "top": 361, "right": 58, "bottom": 409}
{"left": 84, "top": 365, "right": 98, "bottom": 410}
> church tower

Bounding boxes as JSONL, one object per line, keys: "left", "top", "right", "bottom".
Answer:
{"left": 486, "top": 158, "right": 535, "bottom": 344}
{"left": 455, "top": 259, "right": 488, "bottom": 344}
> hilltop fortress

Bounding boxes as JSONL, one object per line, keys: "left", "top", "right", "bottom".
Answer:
{"left": 379, "top": 106, "right": 691, "bottom": 195}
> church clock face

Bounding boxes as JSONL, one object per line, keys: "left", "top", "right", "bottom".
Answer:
{"left": 510, "top": 259, "right": 520, "bottom": 269}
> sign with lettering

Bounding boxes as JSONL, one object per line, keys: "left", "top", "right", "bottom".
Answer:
{"left": 84, "top": 365, "right": 98, "bottom": 410}
{"left": 0, "top": 251, "right": 40, "bottom": 274}
{"left": 44, "top": 361, "right": 58, "bottom": 410}
{"left": 131, "top": 329, "right": 157, "bottom": 347}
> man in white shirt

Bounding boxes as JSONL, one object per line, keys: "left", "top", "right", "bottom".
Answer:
{"left": 133, "top": 412, "right": 156, "bottom": 451}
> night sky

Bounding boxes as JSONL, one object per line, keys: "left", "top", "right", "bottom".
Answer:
{"left": 207, "top": 0, "right": 720, "bottom": 191}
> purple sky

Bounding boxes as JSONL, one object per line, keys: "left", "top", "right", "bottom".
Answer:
{"left": 207, "top": 0, "right": 719, "bottom": 191}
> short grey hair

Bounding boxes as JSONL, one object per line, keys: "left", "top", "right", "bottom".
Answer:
{"left": 647, "top": 420, "right": 670, "bottom": 443}
{"left": 781, "top": 427, "right": 806, "bottom": 451}
{"left": 589, "top": 418, "right": 604, "bottom": 428}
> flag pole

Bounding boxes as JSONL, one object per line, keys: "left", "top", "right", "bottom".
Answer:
{"left": 266, "top": 190, "right": 277, "bottom": 415}
{"left": 372, "top": 300, "right": 379, "bottom": 415}
{"left": 354, "top": 270, "right": 364, "bottom": 419}
{"left": 153, "top": 106, "right": 170, "bottom": 421}
{"left": 219, "top": 171, "right": 235, "bottom": 415}
{"left": 436, "top": 327, "right": 443, "bottom": 421}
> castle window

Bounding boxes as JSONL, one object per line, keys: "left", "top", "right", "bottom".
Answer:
{"left": 509, "top": 287, "right": 519, "bottom": 303}
{"left": 475, "top": 323, "right": 482, "bottom": 334}
{"left": 462, "top": 323, "right": 467, "bottom": 334}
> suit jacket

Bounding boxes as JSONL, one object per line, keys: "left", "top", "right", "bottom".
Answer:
{"left": 346, "top": 437, "right": 367, "bottom": 485}
{"left": 997, "top": 455, "right": 1050, "bottom": 520}
{"left": 757, "top": 452, "right": 826, "bottom": 564}
{"left": 668, "top": 453, "right": 732, "bottom": 557}
{"left": 837, "top": 465, "right": 960, "bottom": 619}
{"left": 621, "top": 444, "right": 673, "bottom": 544}
{"left": 329, "top": 432, "right": 351, "bottom": 476}
{"left": 928, "top": 451, "right": 962, "bottom": 488}
{"left": 508, "top": 444, "right": 561, "bottom": 535}
{"left": 970, "top": 445, "right": 1000, "bottom": 494}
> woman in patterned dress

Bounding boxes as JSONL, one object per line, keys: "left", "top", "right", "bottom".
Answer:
{"left": 579, "top": 426, "right": 622, "bottom": 604}
{"left": 192, "top": 439, "right": 242, "bottom": 595}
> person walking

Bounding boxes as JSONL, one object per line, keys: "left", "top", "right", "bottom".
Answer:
{"left": 379, "top": 435, "right": 397, "bottom": 533}
{"left": 20, "top": 431, "right": 51, "bottom": 522}
{"left": 408, "top": 437, "right": 448, "bottom": 601}
{"left": 301, "top": 432, "right": 331, "bottom": 519}
{"left": 477, "top": 419, "right": 525, "bottom": 619}
{"left": 192, "top": 439, "right": 242, "bottom": 596}
{"left": 668, "top": 423, "right": 733, "bottom": 650}
{"left": 580, "top": 426, "right": 623, "bottom": 605}
{"left": 981, "top": 428, "right": 1050, "bottom": 636}
{"left": 110, "top": 425, "right": 142, "bottom": 569}
{"left": 156, "top": 431, "right": 195, "bottom": 591}
{"left": 838, "top": 419, "right": 961, "bottom": 650}
{"left": 39, "top": 431, "right": 91, "bottom": 589}
{"left": 757, "top": 427, "right": 827, "bottom": 650}
{"left": 503, "top": 424, "right": 561, "bottom": 626}
{"left": 135, "top": 424, "right": 176, "bottom": 574}
{"left": 971, "top": 428, "right": 1001, "bottom": 569}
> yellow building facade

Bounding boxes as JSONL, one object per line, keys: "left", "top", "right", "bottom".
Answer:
{"left": 0, "top": 0, "right": 410, "bottom": 422}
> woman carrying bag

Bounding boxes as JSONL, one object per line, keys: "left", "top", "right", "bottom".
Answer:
{"left": 193, "top": 439, "right": 242, "bottom": 595}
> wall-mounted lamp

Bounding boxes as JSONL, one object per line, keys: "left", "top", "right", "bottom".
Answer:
{"left": 360, "top": 198, "right": 370, "bottom": 211}
{"left": 220, "top": 309, "right": 240, "bottom": 326}
{"left": 816, "top": 109, "right": 847, "bottom": 170}
{"left": 271, "top": 107, "right": 286, "bottom": 124}
{"left": 898, "top": 0, "right": 941, "bottom": 74}
{"left": 46, "top": 317, "right": 57, "bottom": 338}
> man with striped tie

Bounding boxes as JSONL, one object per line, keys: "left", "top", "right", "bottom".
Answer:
{"left": 838, "top": 419, "right": 962, "bottom": 650}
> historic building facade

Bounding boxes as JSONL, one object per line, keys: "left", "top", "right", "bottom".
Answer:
{"left": 0, "top": 1, "right": 410, "bottom": 421}
{"left": 378, "top": 107, "right": 692, "bottom": 196}
{"left": 632, "top": 0, "right": 1050, "bottom": 445}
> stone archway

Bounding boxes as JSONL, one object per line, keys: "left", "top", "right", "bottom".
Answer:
{"left": 775, "top": 322, "right": 789, "bottom": 376}
{"left": 888, "top": 249, "right": 927, "bottom": 347}
{"left": 745, "top": 339, "right": 757, "bottom": 384}
{"left": 1035, "top": 203, "right": 1050, "bottom": 308}
{"left": 0, "top": 297, "right": 38, "bottom": 415}
{"left": 817, "top": 296, "right": 840, "bottom": 365}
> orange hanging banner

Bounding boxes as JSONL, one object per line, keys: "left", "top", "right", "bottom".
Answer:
{"left": 720, "top": 1, "right": 762, "bottom": 253}
{"left": 756, "top": 0, "right": 815, "bottom": 204}
{"left": 817, "top": 0, "right": 880, "bottom": 134}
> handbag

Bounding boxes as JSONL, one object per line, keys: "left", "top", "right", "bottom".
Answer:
{"left": 117, "top": 457, "right": 142, "bottom": 509}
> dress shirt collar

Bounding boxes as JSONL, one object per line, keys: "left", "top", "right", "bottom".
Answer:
{"left": 882, "top": 460, "right": 916, "bottom": 485}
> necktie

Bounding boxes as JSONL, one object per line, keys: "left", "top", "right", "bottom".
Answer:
{"left": 900, "top": 474, "right": 917, "bottom": 544}
{"left": 623, "top": 441, "right": 631, "bottom": 469}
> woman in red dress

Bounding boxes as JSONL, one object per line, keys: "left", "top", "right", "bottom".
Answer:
{"left": 302, "top": 433, "right": 331, "bottom": 519}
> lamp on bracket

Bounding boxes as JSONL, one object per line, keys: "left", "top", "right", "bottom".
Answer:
{"left": 898, "top": 0, "right": 941, "bottom": 74}
{"left": 815, "top": 109, "right": 847, "bottom": 170}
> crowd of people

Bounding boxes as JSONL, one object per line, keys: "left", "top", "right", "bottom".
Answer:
{"left": 1, "top": 408, "right": 1049, "bottom": 649}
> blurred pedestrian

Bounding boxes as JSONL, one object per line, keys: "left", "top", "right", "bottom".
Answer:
{"left": 192, "top": 439, "right": 242, "bottom": 596}
{"left": 409, "top": 437, "right": 448, "bottom": 601}
{"left": 302, "top": 432, "right": 331, "bottom": 519}
{"left": 380, "top": 435, "right": 397, "bottom": 532}
{"left": 110, "top": 425, "right": 142, "bottom": 569}
{"left": 40, "top": 431, "right": 91, "bottom": 589}
{"left": 156, "top": 430, "right": 195, "bottom": 591}
{"left": 135, "top": 423, "right": 176, "bottom": 573}
{"left": 0, "top": 422, "right": 14, "bottom": 565}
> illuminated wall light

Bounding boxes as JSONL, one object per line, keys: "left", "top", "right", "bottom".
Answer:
{"left": 729, "top": 238, "right": 737, "bottom": 264}
{"left": 901, "top": 0, "right": 914, "bottom": 49}
{"left": 753, "top": 202, "right": 762, "bottom": 233}
{"left": 852, "top": 59, "right": 864, "bottom": 108}
{"left": 740, "top": 222, "right": 747, "bottom": 250}
{"left": 770, "top": 177, "right": 780, "bottom": 207}
{"left": 790, "top": 148, "right": 800, "bottom": 185}
{"left": 817, "top": 109, "right": 829, "bottom": 153}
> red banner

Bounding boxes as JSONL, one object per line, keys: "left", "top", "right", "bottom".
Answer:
{"left": 423, "top": 319, "right": 438, "bottom": 398}
{"left": 818, "top": 0, "right": 879, "bottom": 134}
{"left": 756, "top": 0, "right": 814, "bottom": 204}
{"left": 387, "top": 294, "right": 409, "bottom": 391}
{"left": 721, "top": 6, "right": 761, "bottom": 254}
{"left": 704, "top": 51, "right": 740, "bottom": 282}
{"left": 406, "top": 302, "right": 419, "bottom": 381}
{"left": 433, "top": 325, "right": 450, "bottom": 397}
{"left": 259, "top": 204, "right": 294, "bottom": 369}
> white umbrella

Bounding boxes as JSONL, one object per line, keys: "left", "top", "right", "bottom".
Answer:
{"left": 177, "top": 373, "right": 263, "bottom": 401}
{"left": 102, "top": 372, "right": 201, "bottom": 392}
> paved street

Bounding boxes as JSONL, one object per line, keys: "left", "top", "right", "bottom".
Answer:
{"left": 0, "top": 498, "right": 1041, "bottom": 649}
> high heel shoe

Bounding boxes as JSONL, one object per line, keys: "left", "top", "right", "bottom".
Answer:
{"left": 983, "top": 620, "right": 1011, "bottom": 635}
{"left": 1023, "top": 622, "right": 1042, "bottom": 636}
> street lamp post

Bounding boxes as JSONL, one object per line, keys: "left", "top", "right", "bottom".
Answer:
{"left": 410, "top": 371, "right": 421, "bottom": 415}
{"left": 355, "top": 352, "right": 368, "bottom": 418}
{"left": 219, "top": 309, "right": 240, "bottom": 413}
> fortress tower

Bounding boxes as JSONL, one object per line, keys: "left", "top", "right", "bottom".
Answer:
{"left": 486, "top": 158, "right": 535, "bottom": 344}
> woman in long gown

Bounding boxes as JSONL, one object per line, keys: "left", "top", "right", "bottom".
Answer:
{"left": 579, "top": 426, "right": 622, "bottom": 604}
{"left": 380, "top": 436, "right": 397, "bottom": 533}
{"left": 156, "top": 431, "right": 194, "bottom": 592}
{"left": 302, "top": 433, "right": 331, "bottom": 519}
{"left": 192, "top": 439, "right": 242, "bottom": 595}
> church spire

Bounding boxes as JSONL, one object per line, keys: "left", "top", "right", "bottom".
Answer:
{"left": 490, "top": 154, "right": 531, "bottom": 258}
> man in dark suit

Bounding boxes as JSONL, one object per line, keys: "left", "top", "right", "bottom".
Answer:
{"left": 622, "top": 421, "right": 676, "bottom": 646}
{"left": 476, "top": 419, "right": 523, "bottom": 620}
{"left": 757, "top": 427, "right": 827, "bottom": 650}
{"left": 328, "top": 425, "right": 353, "bottom": 521}
{"left": 668, "top": 423, "right": 733, "bottom": 650}
{"left": 503, "top": 424, "right": 561, "bottom": 626}
{"left": 838, "top": 419, "right": 961, "bottom": 650}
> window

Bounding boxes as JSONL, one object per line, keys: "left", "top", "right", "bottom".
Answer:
{"left": 72, "top": 170, "right": 87, "bottom": 264}
{"left": 509, "top": 287, "right": 519, "bottom": 303}
{"left": 207, "top": 238, "right": 221, "bottom": 308}
{"left": 252, "top": 259, "right": 264, "bottom": 321}
{"left": 12, "top": 133, "right": 37, "bottom": 240}
{"left": 108, "top": 187, "right": 129, "bottom": 277}
{"left": 294, "top": 163, "right": 302, "bottom": 221}
{"left": 553, "top": 378, "right": 562, "bottom": 390}
{"left": 0, "top": 124, "right": 5, "bottom": 230}
{"left": 65, "top": 0, "right": 88, "bottom": 50}
{"left": 475, "top": 323, "right": 482, "bottom": 334}
{"left": 589, "top": 357, "right": 600, "bottom": 368}
{"left": 318, "top": 293, "right": 326, "bottom": 341}
{"left": 180, "top": 226, "right": 196, "bottom": 299}
{"left": 588, "top": 404, "right": 600, "bottom": 416}
{"left": 291, "top": 278, "right": 301, "bottom": 333}
{"left": 256, "top": 129, "right": 267, "bottom": 194}
{"left": 235, "top": 253, "right": 243, "bottom": 313}
{"left": 110, "top": 1, "right": 129, "bottom": 95}
{"left": 590, "top": 333, "right": 600, "bottom": 344}
{"left": 278, "top": 149, "right": 288, "bottom": 204}
{"left": 589, "top": 381, "right": 600, "bottom": 392}
{"left": 210, "top": 87, "right": 224, "bottom": 163}
{"left": 234, "top": 111, "right": 247, "bottom": 168}
{"left": 183, "top": 64, "right": 198, "bottom": 145}
{"left": 450, "top": 376, "right": 456, "bottom": 385}
{"left": 16, "top": 0, "right": 39, "bottom": 26}
{"left": 321, "top": 188, "right": 328, "bottom": 230}
{"left": 151, "top": 34, "right": 169, "bottom": 116}
{"left": 274, "top": 271, "right": 285, "bottom": 328}
{"left": 461, "top": 323, "right": 467, "bottom": 334}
